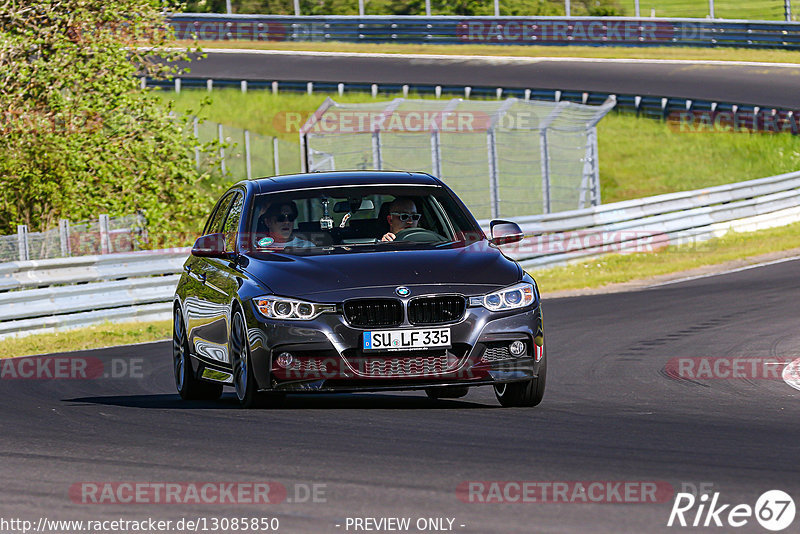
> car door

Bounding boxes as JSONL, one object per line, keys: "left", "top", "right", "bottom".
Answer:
{"left": 202, "top": 190, "right": 247, "bottom": 369}
{"left": 186, "top": 192, "right": 235, "bottom": 367}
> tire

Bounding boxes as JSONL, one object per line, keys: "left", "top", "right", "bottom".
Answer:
{"left": 173, "top": 307, "right": 223, "bottom": 401}
{"left": 425, "top": 386, "right": 469, "bottom": 399}
{"left": 494, "top": 345, "right": 547, "bottom": 408}
{"left": 230, "top": 309, "right": 285, "bottom": 408}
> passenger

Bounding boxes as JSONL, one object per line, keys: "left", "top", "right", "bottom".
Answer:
{"left": 258, "top": 201, "right": 314, "bottom": 248}
{"left": 381, "top": 197, "right": 421, "bottom": 242}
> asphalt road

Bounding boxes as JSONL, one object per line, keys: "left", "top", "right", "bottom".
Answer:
{"left": 178, "top": 51, "right": 800, "bottom": 109}
{"left": 2, "top": 258, "right": 799, "bottom": 533}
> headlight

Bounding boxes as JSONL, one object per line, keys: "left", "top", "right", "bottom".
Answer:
{"left": 254, "top": 296, "right": 336, "bottom": 320}
{"left": 469, "top": 282, "right": 535, "bottom": 311}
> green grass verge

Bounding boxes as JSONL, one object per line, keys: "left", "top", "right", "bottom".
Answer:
{"left": 181, "top": 40, "right": 800, "bottom": 64}
{"left": 0, "top": 321, "right": 171, "bottom": 359}
{"left": 159, "top": 89, "right": 800, "bottom": 204}
{"left": 621, "top": 0, "right": 788, "bottom": 20}
{"left": 531, "top": 220, "right": 800, "bottom": 292}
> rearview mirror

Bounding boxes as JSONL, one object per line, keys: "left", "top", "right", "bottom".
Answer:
{"left": 333, "top": 199, "right": 375, "bottom": 213}
{"left": 489, "top": 220, "right": 524, "bottom": 245}
{"left": 191, "top": 233, "right": 235, "bottom": 259}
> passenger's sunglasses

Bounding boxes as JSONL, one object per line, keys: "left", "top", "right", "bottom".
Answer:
{"left": 391, "top": 212, "right": 421, "bottom": 222}
{"left": 273, "top": 213, "right": 297, "bottom": 222}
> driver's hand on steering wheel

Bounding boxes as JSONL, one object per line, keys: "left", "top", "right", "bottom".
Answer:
{"left": 381, "top": 232, "right": 396, "bottom": 242}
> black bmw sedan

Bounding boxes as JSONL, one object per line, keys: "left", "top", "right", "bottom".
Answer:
{"left": 173, "top": 171, "right": 546, "bottom": 408}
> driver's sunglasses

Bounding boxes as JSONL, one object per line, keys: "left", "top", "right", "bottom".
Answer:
{"left": 391, "top": 212, "right": 421, "bottom": 222}
{"left": 273, "top": 213, "right": 297, "bottom": 222}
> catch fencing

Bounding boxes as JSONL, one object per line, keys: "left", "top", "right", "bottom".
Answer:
{"left": 0, "top": 214, "right": 148, "bottom": 263}
{"left": 2, "top": 170, "right": 800, "bottom": 339}
{"left": 188, "top": 116, "right": 302, "bottom": 178}
{"left": 167, "top": 14, "right": 800, "bottom": 50}
{"left": 301, "top": 96, "right": 616, "bottom": 219}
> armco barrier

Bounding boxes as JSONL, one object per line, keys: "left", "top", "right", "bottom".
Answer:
{"left": 1, "top": 171, "right": 799, "bottom": 339}
{"left": 167, "top": 14, "right": 800, "bottom": 50}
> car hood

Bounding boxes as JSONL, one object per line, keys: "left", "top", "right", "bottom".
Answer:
{"left": 243, "top": 242, "right": 521, "bottom": 301}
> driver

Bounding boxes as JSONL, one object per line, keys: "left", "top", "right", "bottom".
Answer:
{"left": 381, "top": 197, "right": 421, "bottom": 242}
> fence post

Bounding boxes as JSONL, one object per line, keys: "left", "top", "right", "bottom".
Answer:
{"left": 540, "top": 129, "right": 551, "bottom": 214}
{"left": 206, "top": 79, "right": 213, "bottom": 92}
{"left": 494, "top": 0, "right": 500, "bottom": 16}
{"left": 372, "top": 130, "right": 382, "bottom": 170}
{"left": 425, "top": 0, "right": 431, "bottom": 16}
{"left": 487, "top": 129, "right": 500, "bottom": 219}
{"left": 59, "top": 219, "right": 71, "bottom": 257}
{"left": 174, "top": 78, "right": 181, "bottom": 94}
{"left": 430, "top": 129, "right": 442, "bottom": 178}
{"left": 218, "top": 123, "right": 226, "bottom": 175}
{"left": 787, "top": 0, "right": 793, "bottom": 21}
{"left": 293, "top": 0, "right": 300, "bottom": 15}
{"left": 245, "top": 130, "right": 252, "bottom": 180}
{"left": 193, "top": 117, "right": 200, "bottom": 169}
{"left": 635, "top": 0, "right": 640, "bottom": 17}
{"left": 709, "top": 0, "right": 715, "bottom": 18}
{"left": 241, "top": 80, "right": 247, "bottom": 93}
{"left": 273, "top": 137, "right": 280, "bottom": 175}
{"left": 17, "top": 225, "right": 29, "bottom": 261}
{"left": 98, "top": 214, "right": 111, "bottom": 254}
{"left": 564, "top": 0, "right": 570, "bottom": 16}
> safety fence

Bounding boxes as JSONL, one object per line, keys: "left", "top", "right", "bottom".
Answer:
{"left": 167, "top": 14, "right": 800, "bottom": 50}
{"left": 2, "top": 170, "right": 799, "bottom": 339}
{"left": 301, "top": 96, "right": 615, "bottom": 218}
{"left": 191, "top": 117, "right": 302, "bottom": 178}
{"left": 0, "top": 214, "right": 148, "bottom": 264}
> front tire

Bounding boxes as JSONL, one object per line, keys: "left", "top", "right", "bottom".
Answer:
{"left": 494, "top": 345, "right": 547, "bottom": 407}
{"left": 173, "top": 308, "right": 223, "bottom": 401}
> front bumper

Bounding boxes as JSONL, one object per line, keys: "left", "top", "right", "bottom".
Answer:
{"left": 242, "top": 302, "right": 544, "bottom": 393}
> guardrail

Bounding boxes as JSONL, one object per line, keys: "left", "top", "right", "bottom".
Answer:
{"left": 2, "top": 170, "right": 799, "bottom": 339}
{"left": 0, "top": 250, "right": 188, "bottom": 339}
{"left": 484, "top": 170, "right": 800, "bottom": 269}
{"left": 167, "top": 14, "right": 800, "bottom": 50}
{"left": 148, "top": 77, "right": 799, "bottom": 135}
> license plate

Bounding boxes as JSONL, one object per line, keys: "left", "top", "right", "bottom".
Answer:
{"left": 363, "top": 328, "right": 451, "bottom": 351}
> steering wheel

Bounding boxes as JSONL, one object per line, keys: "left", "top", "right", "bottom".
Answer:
{"left": 393, "top": 228, "right": 446, "bottom": 243}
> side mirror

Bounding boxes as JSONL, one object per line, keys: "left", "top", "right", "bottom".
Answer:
{"left": 490, "top": 220, "right": 524, "bottom": 245}
{"left": 191, "top": 233, "right": 235, "bottom": 259}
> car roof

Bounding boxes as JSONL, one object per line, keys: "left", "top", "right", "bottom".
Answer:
{"left": 250, "top": 171, "right": 441, "bottom": 194}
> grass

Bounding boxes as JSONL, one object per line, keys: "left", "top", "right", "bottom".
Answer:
{"left": 180, "top": 40, "right": 800, "bottom": 64}
{"left": 158, "top": 88, "right": 800, "bottom": 204}
{"left": 531, "top": 220, "right": 800, "bottom": 292}
{"left": 620, "top": 0, "right": 788, "bottom": 20}
{"left": 0, "top": 321, "right": 171, "bottom": 360}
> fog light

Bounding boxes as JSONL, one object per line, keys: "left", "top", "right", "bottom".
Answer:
{"left": 276, "top": 352, "right": 294, "bottom": 368}
{"left": 509, "top": 341, "right": 525, "bottom": 356}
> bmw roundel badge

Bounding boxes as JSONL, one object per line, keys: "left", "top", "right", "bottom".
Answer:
{"left": 395, "top": 286, "right": 411, "bottom": 297}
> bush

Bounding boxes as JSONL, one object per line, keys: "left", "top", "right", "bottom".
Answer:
{"left": 0, "top": 0, "right": 220, "bottom": 246}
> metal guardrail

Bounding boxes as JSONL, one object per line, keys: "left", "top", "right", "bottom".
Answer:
{"left": 480, "top": 170, "right": 800, "bottom": 268}
{"left": 167, "top": 14, "right": 800, "bottom": 50}
{"left": 148, "top": 77, "right": 799, "bottom": 135}
{"left": 1, "top": 170, "right": 799, "bottom": 339}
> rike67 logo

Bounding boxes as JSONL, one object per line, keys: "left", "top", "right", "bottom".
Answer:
{"left": 668, "top": 490, "right": 795, "bottom": 531}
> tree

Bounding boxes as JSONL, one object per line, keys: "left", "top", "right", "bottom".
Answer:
{"left": 0, "top": 0, "right": 217, "bottom": 245}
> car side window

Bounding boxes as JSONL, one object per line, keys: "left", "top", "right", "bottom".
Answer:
{"left": 204, "top": 193, "right": 234, "bottom": 235}
{"left": 222, "top": 192, "right": 244, "bottom": 251}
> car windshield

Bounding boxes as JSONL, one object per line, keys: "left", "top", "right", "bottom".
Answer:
{"left": 246, "top": 185, "right": 482, "bottom": 255}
